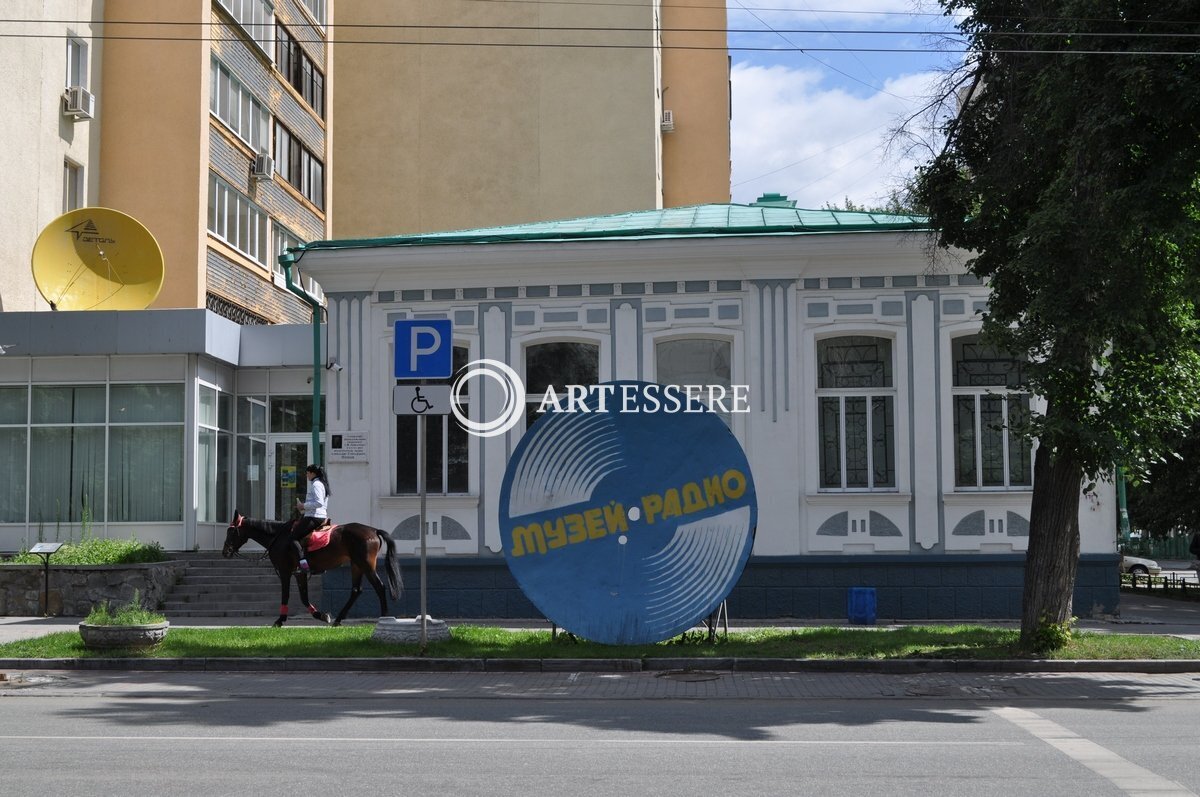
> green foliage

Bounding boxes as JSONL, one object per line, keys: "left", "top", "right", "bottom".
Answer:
{"left": 83, "top": 590, "right": 166, "bottom": 627}
{"left": 822, "top": 186, "right": 925, "bottom": 216}
{"left": 1028, "top": 615, "right": 1078, "bottom": 655}
{"left": 4, "top": 538, "right": 167, "bottom": 566}
{"left": 915, "top": 0, "right": 1200, "bottom": 480}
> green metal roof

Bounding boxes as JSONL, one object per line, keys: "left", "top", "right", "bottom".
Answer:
{"left": 294, "top": 203, "right": 930, "bottom": 255}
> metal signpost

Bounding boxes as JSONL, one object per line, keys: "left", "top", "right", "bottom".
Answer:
{"left": 29, "top": 541, "right": 65, "bottom": 616}
{"left": 393, "top": 319, "right": 453, "bottom": 649}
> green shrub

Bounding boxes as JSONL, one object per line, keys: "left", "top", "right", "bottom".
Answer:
{"left": 1030, "top": 615, "right": 1078, "bottom": 654}
{"left": 84, "top": 591, "right": 166, "bottom": 626}
{"left": 4, "top": 537, "right": 166, "bottom": 566}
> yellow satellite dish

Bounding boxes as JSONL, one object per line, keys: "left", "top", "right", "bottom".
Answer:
{"left": 31, "top": 207, "right": 164, "bottom": 311}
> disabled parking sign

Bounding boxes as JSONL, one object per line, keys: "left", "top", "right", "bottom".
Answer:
{"left": 499, "top": 381, "right": 757, "bottom": 645}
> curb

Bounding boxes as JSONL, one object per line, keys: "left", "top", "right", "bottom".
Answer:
{"left": 2, "top": 657, "right": 1199, "bottom": 674}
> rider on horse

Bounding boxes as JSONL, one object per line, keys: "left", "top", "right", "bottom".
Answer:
{"left": 288, "top": 464, "right": 331, "bottom": 572}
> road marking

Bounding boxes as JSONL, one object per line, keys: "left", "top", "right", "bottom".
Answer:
{"left": 992, "top": 706, "right": 1196, "bottom": 797}
{"left": 0, "top": 734, "right": 1021, "bottom": 746}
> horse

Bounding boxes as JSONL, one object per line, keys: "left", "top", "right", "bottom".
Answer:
{"left": 222, "top": 510, "right": 402, "bottom": 627}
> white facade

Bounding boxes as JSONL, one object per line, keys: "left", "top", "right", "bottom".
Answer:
{"left": 297, "top": 224, "right": 1117, "bottom": 561}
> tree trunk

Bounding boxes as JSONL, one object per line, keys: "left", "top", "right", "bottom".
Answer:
{"left": 1019, "top": 438, "right": 1084, "bottom": 651}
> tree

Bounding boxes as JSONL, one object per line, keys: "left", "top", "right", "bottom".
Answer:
{"left": 913, "top": 1, "right": 1200, "bottom": 650}
{"left": 1126, "top": 421, "right": 1200, "bottom": 538}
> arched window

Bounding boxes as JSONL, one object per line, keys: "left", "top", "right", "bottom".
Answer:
{"left": 951, "top": 334, "right": 1032, "bottom": 489}
{"left": 655, "top": 338, "right": 732, "bottom": 423}
{"left": 817, "top": 336, "right": 895, "bottom": 490}
{"left": 524, "top": 341, "right": 600, "bottom": 431}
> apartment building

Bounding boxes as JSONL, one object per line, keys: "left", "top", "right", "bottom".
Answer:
{"left": 331, "top": 0, "right": 731, "bottom": 238}
{"left": 1, "top": 0, "right": 331, "bottom": 323}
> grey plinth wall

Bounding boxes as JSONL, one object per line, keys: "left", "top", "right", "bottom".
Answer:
{"left": 319, "top": 554, "right": 1121, "bottom": 623}
{"left": 0, "top": 561, "right": 187, "bottom": 616}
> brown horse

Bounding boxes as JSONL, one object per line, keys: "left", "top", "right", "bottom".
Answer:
{"left": 222, "top": 510, "right": 402, "bottom": 627}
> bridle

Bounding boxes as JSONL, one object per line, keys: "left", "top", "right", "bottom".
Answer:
{"left": 223, "top": 514, "right": 251, "bottom": 560}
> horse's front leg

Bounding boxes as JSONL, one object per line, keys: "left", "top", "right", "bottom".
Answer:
{"left": 274, "top": 570, "right": 291, "bottom": 627}
{"left": 296, "top": 572, "right": 330, "bottom": 624}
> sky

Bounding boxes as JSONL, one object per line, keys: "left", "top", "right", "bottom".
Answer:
{"left": 726, "top": 0, "right": 966, "bottom": 209}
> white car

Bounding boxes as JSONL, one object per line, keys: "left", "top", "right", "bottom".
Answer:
{"left": 1121, "top": 554, "right": 1162, "bottom": 576}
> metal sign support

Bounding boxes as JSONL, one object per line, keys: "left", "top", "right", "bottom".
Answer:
{"left": 418, "top": 413, "right": 428, "bottom": 652}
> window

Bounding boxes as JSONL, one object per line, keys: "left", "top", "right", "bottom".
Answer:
{"left": 63, "top": 160, "right": 83, "bottom": 213}
{"left": 216, "top": 0, "right": 274, "bottom": 55}
{"left": 299, "top": 0, "right": 325, "bottom": 28}
{"left": 524, "top": 341, "right": 600, "bottom": 430}
{"left": 198, "top": 386, "right": 233, "bottom": 523}
{"left": 272, "top": 225, "right": 303, "bottom": 282}
{"left": 952, "top": 334, "right": 1032, "bottom": 489}
{"left": 0, "top": 387, "right": 28, "bottom": 522}
{"left": 396, "top": 347, "right": 470, "bottom": 494}
{"left": 207, "top": 173, "right": 268, "bottom": 264}
{"left": 108, "top": 384, "right": 185, "bottom": 522}
{"left": 275, "top": 24, "right": 324, "bottom": 117}
{"left": 7, "top": 383, "right": 184, "bottom": 525}
{"left": 66, "top": 36, "right": 88, "bottom": 87}
{"left": 274, "top": 122, "right": 325, "bottom": 209}
{"left": 210, "top": 57, "right": 270, "bottom": 152}
{"left": 817, "top": 336, "right": 896, "bottom": 490}
{"left": 270, "top": 395, "right": 324, "bottom": 433}
{"left": 29, "top": 385, "right": 106, "bottom": 524}
{"left": 655, "top": 338, "right": 732, "bottom": 424}
{"left": 271, "top": 226, "right": 325, "bottom": 302}
{"left": 236, "top": 395, "right": 268, "bottom": 519}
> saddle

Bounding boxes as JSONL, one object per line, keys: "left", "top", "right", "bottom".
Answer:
{"left": 304, "top": 522, "right": 337, "bottom": 553}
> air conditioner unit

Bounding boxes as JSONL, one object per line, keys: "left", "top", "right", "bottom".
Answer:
{"left": 63, "top": 86, "right": 95, "bottom": 120}
{"left": 660, "top": 109, "right": 675, "bottom": 133}
{"left": 251, "top": 153, "right": 274, "bottom": 179}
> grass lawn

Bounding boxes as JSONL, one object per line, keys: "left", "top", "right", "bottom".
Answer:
{"left": 1, "top": 624, "right": 1198, "bottom": 660}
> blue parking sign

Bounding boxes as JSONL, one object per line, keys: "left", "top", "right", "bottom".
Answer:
{"left": 394, "top": 319, "right": 452, "bottom": 379}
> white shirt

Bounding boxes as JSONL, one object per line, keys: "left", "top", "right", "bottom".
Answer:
{"left": 301, "top": 478, "right": 328, "bottom": 519}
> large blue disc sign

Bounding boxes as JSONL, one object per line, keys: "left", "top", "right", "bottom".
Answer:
{"left": 500, "top": 381, "right": 757, "bottom": 645}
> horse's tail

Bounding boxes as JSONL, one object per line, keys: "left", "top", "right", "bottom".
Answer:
{"left": 377, "top": 528, "right": 402, "bottom": 600}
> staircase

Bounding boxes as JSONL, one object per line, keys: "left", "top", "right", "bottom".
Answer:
{"left": 162, "top": 552, "right": 323, "bottom": 618}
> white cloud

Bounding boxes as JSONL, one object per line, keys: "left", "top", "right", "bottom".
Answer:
{"left": 730, "top": 62, "right": 946, "bottom": 208}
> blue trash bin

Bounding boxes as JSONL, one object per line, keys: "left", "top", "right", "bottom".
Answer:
{"left": 847, "top": 587, "right": 877, "bottom": 625}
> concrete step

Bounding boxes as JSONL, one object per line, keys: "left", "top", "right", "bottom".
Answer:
{"left": 161, "top": 608, "right": 271, "bottom": 618}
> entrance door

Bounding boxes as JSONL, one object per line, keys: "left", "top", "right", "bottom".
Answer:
{"left": 272, "top": 439, "right": 312, "bottom": 521}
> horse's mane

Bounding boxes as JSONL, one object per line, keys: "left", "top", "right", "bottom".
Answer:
{"left": 239, "top": 516, "right": 293, "bottom": 538}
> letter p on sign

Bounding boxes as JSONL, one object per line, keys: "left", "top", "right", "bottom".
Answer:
{"left": 394, "top": 319, "right": 453, "bottom": 379}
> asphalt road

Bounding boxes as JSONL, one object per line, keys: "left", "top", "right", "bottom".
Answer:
{"left": 2, "top": 670, "right": 1199, "bottom": 797}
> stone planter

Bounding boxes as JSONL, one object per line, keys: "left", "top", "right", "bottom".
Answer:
{"left": 78, "top": 621, "right": 170, "bottom": 650}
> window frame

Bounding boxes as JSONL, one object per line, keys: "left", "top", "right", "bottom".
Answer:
{"left": 814, "top": 333, "right": 899, "bottom": 492}
{"left": 275, "top": 23, "right": 325, "bottom": 118}
{"left": 949, "top": 333, "right": 1034, "bottom": 491}
{"left": 210, "top": 56, "right": 271, "bottom": 153}
{"left": 273, "top": 121, "right": 325, "bottom": 209}
{"left": 63, "top": 159, "right": 83, "bottom": 213}
{"left": 66, "top": 35, "right": 88, "bottom": 88}
{"left": 520, "top": 337, "right": 604, "bottom": 434}
{"left": 207, "top": 172, "right": 269, "bottom": 265}
{"left": 216, "top": 0, "right": 275, "bottom": 57}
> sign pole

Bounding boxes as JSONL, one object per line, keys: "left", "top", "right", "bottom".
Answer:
{"left": 419, "top": 412, "right": 428, "bottom": 651}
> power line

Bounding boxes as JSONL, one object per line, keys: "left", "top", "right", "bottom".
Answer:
{"left": 2, "top": 31, "right": 1196, "bottom": 55}
{"left": 9, "top": 19, "right": 1200, "bottom": 38}
{"left": 729, "top": 0, "right": 910, "bottom": 99}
